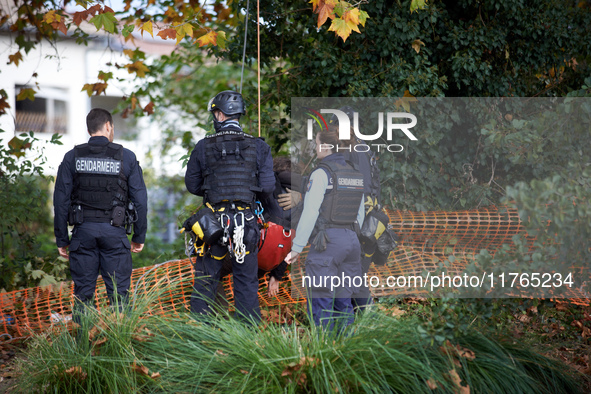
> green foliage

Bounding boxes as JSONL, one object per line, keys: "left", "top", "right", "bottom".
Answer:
{"left": 0, "top": 130, "right": 69, "bottom": 291}
{"left": 17, "top": 287, "right": 584, "bottom": 392}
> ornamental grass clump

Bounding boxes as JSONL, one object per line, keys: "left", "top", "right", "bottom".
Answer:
{"left": 17, "top": 278, "right": 585, "bottom": 393}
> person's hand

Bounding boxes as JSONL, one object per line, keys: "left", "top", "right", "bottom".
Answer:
{"left": 58, "top": 246, "right": 69, "bottom": 260}
{"left": 131, "top": 242, "right": 144, "bottom": 253}
{"left": 267, "top": 276, "right": 280, "bottom": 297}
{"left": 285, "top": 251, "right": 300, "bottom": 265}
{"left": 278, "top": 188, "right": 301, "bottom": 211}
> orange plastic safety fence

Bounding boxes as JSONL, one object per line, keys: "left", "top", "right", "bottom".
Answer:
{"left": 0, "top": 206, "right": 588, "bottom": 340}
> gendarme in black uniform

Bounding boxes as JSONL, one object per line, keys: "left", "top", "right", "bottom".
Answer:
{"left": 185, "top": 91, "right": 275, "bottom": 323}
{"left": 53, "top": 108, "right": 147, "bottom": 316}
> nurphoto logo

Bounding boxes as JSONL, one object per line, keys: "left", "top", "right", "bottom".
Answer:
{"left": 305, "top": 108, "right": 418, "bottom": 153}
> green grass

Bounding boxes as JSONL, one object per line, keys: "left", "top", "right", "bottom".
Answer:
{"left": 15, "top": 281, "right": 587, "bottom": 393}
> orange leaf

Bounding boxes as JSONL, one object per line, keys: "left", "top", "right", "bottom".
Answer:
{"left": 72, "top": 11, "right": 87, "bottom": 26}
{"left": 143, "top": 101, "right": 154, "bottom": 115}
{"left": 316, "top": 0, "right": 336, "bottom": 28}
{"left": 150, "top": 372, "right": 161, "bottom": 379}
{"left": 157, "top": 28, "right": 177, "bottom": 40}
{"left": 131, "top": 361, "right": 150, "bottom": 376}
{"left": 64, "top": 366, "right": 88, "bottom": 381}
{"left": 196, "top": 31, "right": 217, "bottom": 47}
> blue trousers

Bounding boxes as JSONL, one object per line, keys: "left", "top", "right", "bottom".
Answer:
{"left": 69, "top": 222, "right": 132, "bottom": 316}
{"left": 190, "top": 215, "right": 261, "bottom": 324}
{"left": 305, "top": 228, "right": 361, "bottom": 330}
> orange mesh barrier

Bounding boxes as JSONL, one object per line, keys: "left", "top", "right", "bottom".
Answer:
{"left": 1, "top": 206, "right": 588, "bottom": 340}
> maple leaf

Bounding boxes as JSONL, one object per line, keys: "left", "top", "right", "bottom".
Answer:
{"left": 43, "top": 10, "right": 61, "bottom": 24}
{"left": 343, "top": 9, "right": 361, "bottom": 33}
{"left": 72, "top": 11, "right": 88, "bottom": 26}
{"left": 412, "top": 39, "right": 425, "bottom": 53}
{"left": 125, "top": 60, "right": 149, "bottom": 77}
{"left": 52, "top": 20, "right": 68, "bottom": 35}
{"left": 143, "top": 101, "right": 155, "bottom": 115}
{"left": 217, "top": 31, "right": 227, "bottom": 50}
{"left": 196, "top": 31, "right": 217, "bottom": 47}
{"left": 309, "top": 0, "right": 321, "bottom": 12}
{"left": 0, "top": 95, "right": 10, "bottom": 116}
{"left": 98, "top": 71, "right": 113, "bottom": 82}
{"left": 16, "top": 87, "right": 35, "bottom": 101}
{"left": 316, "top": 0, "right": 336, "bottom": 28}
{"left": 81, "top": 83, "right": 108, "bottom": 97}
{"left": 89, "top": 12, "right": 117, "bottom": 33}
{"left": 87, "top": 4, "right": 102, "bottom": 17}
{"left": 8, "top": 51, "right": 23, "bottom": 66}
{"left": 122, "top": 24, "right": 134, "bottom": 37}
{"left": 359, "top": 10, "right": 369, "bottom": 26}
{"left": 157, "top": 28, "right": 177, "bottom": 40}
{"left": 328, "top": 17, "right": 352, "bottom": 42}
{"left": 141, "top": 21, "right": 153, "bottom": 37}
{"left": 410, "top": 0, "right": 428, "bottom": 13}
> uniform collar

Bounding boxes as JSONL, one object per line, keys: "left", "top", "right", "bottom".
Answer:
{"left": 321, "top": 153, "right": 345, "bottom": 164}
{"left": 88, "top": 136, "right": 110, "bottom": 145}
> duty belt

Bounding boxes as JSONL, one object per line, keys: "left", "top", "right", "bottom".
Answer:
{"left": 83, "top": 209, "right": 111, "bottom": 223}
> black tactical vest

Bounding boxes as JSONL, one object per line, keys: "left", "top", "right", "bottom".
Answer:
{"left": 317, "top": 160, "right": 364, "bottom": 226}
{"left": 202, "top": 130, "right": 261, "bottom": 205}
{"left": 72, "top": 142, "right": 128, "bottom": 212}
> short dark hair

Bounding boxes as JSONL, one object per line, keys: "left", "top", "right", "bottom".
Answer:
{"left": 273, "top": 156, "right": 291, "bottom": 173}
{"left": 86, "top": 108, "right": 113, "bottom": 134}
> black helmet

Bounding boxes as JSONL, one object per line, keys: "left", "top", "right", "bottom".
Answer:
{"left": 208, "top": 90, "right": 246, "bottom": 117}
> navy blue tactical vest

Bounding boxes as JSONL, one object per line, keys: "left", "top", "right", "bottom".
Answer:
{"left": 202, "top": 130, "right": 261, "bottom": 205}
{"left": 72, "top": 142, "right": 128, "bottom": 212}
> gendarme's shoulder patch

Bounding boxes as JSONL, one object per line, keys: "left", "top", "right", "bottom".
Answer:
{"left": 75, "top": 157, "right": 121, "bottom": 175}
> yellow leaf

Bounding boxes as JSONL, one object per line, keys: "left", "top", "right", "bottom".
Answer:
{"left": 217, "top": 30, "right": 227, "bottom": 50}
{"left": 141, "top": 21, "right": 153, "bottom": 37}
{"left": 412, "top": 39, "right": 425, "bottom": 54}
{"left": 343, "top": 8, "right": 359, "bottom": 25}
{"left": 43, "top": 10, "right": 61, "bottom": 24}
{"left": 8, "top": 51, "right": 23, "bottom": 66}
{"left": 125, "top": 61, "right": 149, "bottom": 77}
{"left": 410, "top": 0, "right": 428, "bottom": 13}
{"left": 183, "top": 23, "right": 193, "bottom": 38}
{"left": 328, "top": 17, "right": 352, "bottom": 42}
{"left": 196, "top": 31, "right": 218, "bottom": 47}
{"left": 309, "top": 0, "right": 321, "bottom": 12}
{"left": 123, "top": 49, "right": 135, "bottom": 58}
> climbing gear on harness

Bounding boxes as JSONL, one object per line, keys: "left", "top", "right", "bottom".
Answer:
{"left": 233, "top": 212, "right": 247, "bottom": 264}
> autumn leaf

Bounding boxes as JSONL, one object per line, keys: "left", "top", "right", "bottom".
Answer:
{"left": 125, "top": 60, "right": 149, "bottom": 77}
{"left": 64, "top": 366, "right": 88, "bottom": 381}
{"left": 309, "top": 0, "right": 321, "bottom": 12}
{"left": 157, "top": 28, "right": 177, "bottom": 40}
{"left": 43, "top": 10, "right": 61, "bottom": 24}
{"left": 328, "top": 17, "right": 352, "bottom": 42}
{"left": 150, "top": 372, "right": 161, "bottom": 379}
{"left": 72, "top": 11, "right": 87, "bottom": 26}
{"left": 447, "top": 369, "right": 470, "bottom": 394}
{"left": 358, "top": 10, "right": 369, "bottom": 26}
{"left": 141, "top": 21, "right": 153, "bottom": 37}
{"left": 16, "top": 87, "right": 35, "bottom": 101}
{"left": 217, "top": 31, "right": 227, "bottom": 50}
{"left": 196, "top": 31, "right": 217, "bottom": 47}
{"left": 8, "top": 51, "right": 23, "bottom": 66}
{"left": 412, "top": 39, "right": 425, "bottom": 54}
{"left": 410, "top": 0, "right": 428, "bottom": 13}
{"left": 426, "top": 378, "right": 438, "bottom": 390}
{"left": 143, "top": 101, "right": 155, "bottom": 115}
{"left": 98, "top": 71, "right": 113, "bottom": 82}
{"left": 343, "top": 8, "right": 360, "bottom": 26}
{"left": 81, "top": 83, "right": 108, "bottom": 97}
{"left": 131, "top": 361, "right": 150, "bottom": 376}
{"left": 316, "top": 0, "right": 337, "bottom": 28}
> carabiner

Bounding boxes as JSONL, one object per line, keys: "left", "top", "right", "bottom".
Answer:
{"left": 234, "top": 212, "right": 244, "bottom": 227}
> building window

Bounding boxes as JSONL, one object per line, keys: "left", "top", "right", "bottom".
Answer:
{"left": 15, "top": 86, "right": 68, "bottom": 134}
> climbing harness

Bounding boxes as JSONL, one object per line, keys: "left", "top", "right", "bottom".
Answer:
{"left": 233, "top": 212, "right": 247, "bottom": 264}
